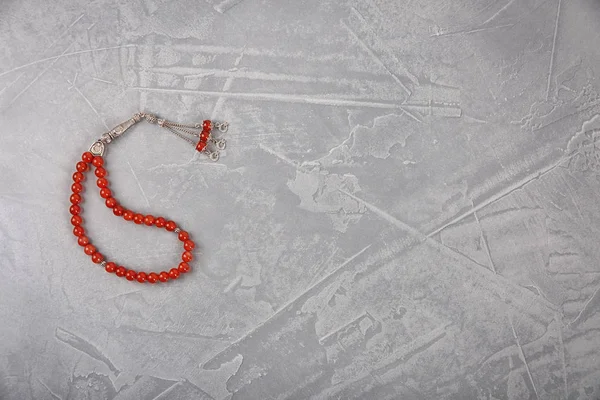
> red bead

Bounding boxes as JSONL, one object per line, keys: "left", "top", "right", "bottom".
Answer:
{"left": 169, "top": 268, "right": 180, "bottom": 279}
{"left": 71, "top": 215, "right": 82, "bottom": 226}
{"left": 200, "top": 131, "right": 210, "bottom": 141}
{"left": 71, "top": 183, "right": 83, "bottom": 193}
{"left": 92, "top": 156, "right": 104, "bottom": 167}
{"left": 72, "top": 172, "right": 85, "bottom": 182}
{"left": 123, "top": 210, "right": 134, "bottom": 221}
{"left": 147, "top": 272, "right": 158, "bottom": 284}
{"left": 158, "top": 271, "right": 169, "bottom": 282}
{"left": 183, "top": 240, "right": 195, "bottom": 251}
{"left": 105, "top": 262, "right": 116, "bottom": 273}
{"left": 82, "top": 152, "right": 94, "bottom": 163}
{"left": 70, "top": 193, "right": 82, "bottom": 205}
{"left": 165, "top": 221, "right": 177, "bottom": 232}
{"left": 76, "top": 161, "right": 89, "bottom": 173}
{"left": 203, "top": 120, "right": 212, "bottom": 130}
{"left": 155, "top": 217, "right": 166, "bottom": 228}
{"left": 105, "top": 197, "right": 117, "bottom": 208}
{"left": 69, "top": 204, "right": 81, "bottom": 215}
{"left": 178, "top": 231, "right": 189, "bottom": 241}
{"left": 143, "top": 215, "right": 155, "bottom": 226}
{"left": 115, "top": 266, "right": 126, "bottom": 277}
{"left": 113, "top": 205, "right": 124, "bottom": 216}
{"left": 95, "top": 167, "right": 106, "bottom": 178}
{"left": 73, "top": 226, "right": 85, "bottom": 237}
{"left": 133, "top": 214, "right": 144, "bottom": 224}
{"left": 125, "top": 270, "right": 137, "bottom": 281}
{"left": 196, "top": 141, "right": 207, "bottom": 152}
{"left": 91, "top": 252, "right": 104, "bottom": 264}
{"left": 97, "top": 178, "right": 108, "bottom": 188}
{"left": 182, "top": 251, "right": 193, "bottom": 262}
{"left": 84, "top": 244, "right": 96, "bottom": 255}
{"left": 178, "top": 262, "right": 190, "bottom": 273}
{"left": 77, "top": 236, "right": 90, "bottom": 246}
{"left": 136, "top": 272, "right": 147, "bottom": 283}
{"left": 100, "top": 188, "right": 112, "bottom": 199}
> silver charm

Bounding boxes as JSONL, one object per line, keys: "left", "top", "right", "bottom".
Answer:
{"left": 89, "top": 141, "right": 105, "bottom": 156}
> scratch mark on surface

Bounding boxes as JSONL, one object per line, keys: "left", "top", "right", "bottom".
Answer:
{"left": 131, "top": 86, "right": 434, "bottom": 112}
{"left": 37, "top": 378, "right": 62, "bottom": 400}
{"left": 472, "top": 200, "right": 497, "bottom": 274}
{"left": 213, "top": 0, "right": 245, "bottom": 13}
{"left": 0, "top": 72, "right": 24, "bottom": 97}
{"left": 509, "top": 317, "right": 540, "bottom": 399}
{"left": 127, "top": 161, "right": 151, "bottom": 207}
{"left": 211, "top": 48, "right": 244, "bottom": 120}
{"left": 259, "top": 144, "right": 306, "bottom": 171}
{"left": 0, "top": 44, "right": 136, "bottom": 78}
{"left": 7, "top": 42, "right": 74, "bottom": 106}
{"left": 120, "top": 325, "right": 232, "bottom": 341}
{"left": 546, "top": 0, "right": 562, "bottom": 100}
{"left": 55, "top": 327, "right": 120, "bottom": 374}
{"left": 223, "top": 275, "right": 243, "bottom": 293}
{"left": 427, "top": 155, "right": 567, "bottom": 237}
{"left": 341, "top": 18, "right": 411, "bottom": 95}
{"left": 569, "top": 283, "right": 600, "bottom": 327}
{"left": 70, "top": 83, "right": 109, "bottom": 130}
{"left": 481, "top": 0, "right": 517, "bottom": 25}
{"left": 48, "top": 13, "right": 84, "bottom": 49}
{"left": 92, "top": 77, "right": 117, "bottom": 85}
{"left": 558, "top": 318, "right": 568, "bottom": 400}
{"left": 430, "top": 23, "right": 513, "bottom": 38}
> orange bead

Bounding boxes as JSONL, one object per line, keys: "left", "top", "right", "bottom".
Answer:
{"left": 71, "top": 215, "right": 82, "bottom": 226}
{"left": 96, "top": 178, "right": 108, "bottom": 188}
{"left": 178, "top": 231, "right": 189, "bottom": 241}
{"left": 136, "top": 272, "right": 147, "bottom": 283}
{"left": 73, "top": 226, "right": 85, "bottom": 237}
{"left": 183, "top": 240, "right": 195, "bottom": 251}
{"left": 72, "top": 172, "right": 85, "bottom": 182}
{"left": 182, "top": 251, "right": 193, "bottom": 262}
{"left": 125, "top": 270, "right": 137, "bottom": 281}
{"left": 143, "top": 215, "right": 155, "bottom": 226}
{"left": 71, "top": 183, "right": 83, "bottom": 193}
{"left": 123, "top": 210, "right": 134, "bottom": 221}
{"left": 165, "top": 221, "right": 177, "bottom": 231}
{"left": 202, "top": 120, "right": 212, "bottom": 130}
{"left": 196, "top": 141, "right": 207, "bottom": 152}
{"left": 169, "top": 268, "right": 180, "bottom": 279}
{"left": 100, "top": 188, "right": 112, "bottom": 199}
{"left": 84, "top": 244, "right": 96, "bottom": 256}
{"left": 91, "top": 252, "right": 104, "bottom": 264}
{"left": 178, "top": 262, "right": 190, "bottom": 273}
{"left": 82, "top": 152, "right": 94, "bottom": 163}
{"left": 69, "top": 205, "right": 81, "bottom": 215}
{"left": 76, "top": 161, "right": 89, "bottom": 173}
{"left": 77, "top": 236, "right": 90, "bottom": 247}
{"left": 115, "top": 266, "right": 126, "bottom": 277}
{"left": 113, "top": 205, "right": 124, "bottom": 216}
{"left": 92, "top": 156, "right": 104, "bottom": 167}
{"left": 147, "top": 272, "right": 158, "bottom": 284}
{"left": 158, "top": 271, "right": 169, "bottom": 282}
{"left": 105, "top": 197, "right": 117, "bottom": 208}
{"left": 133, "top": 214, "right": 144, "bottom": 224}
{"left": 94, "top": 167, "right": 106, "bottom": 178}
{"left": 105, "top": 262, "right": 116, "bottom": 273}
{"left": 70, "top": 193, "right": 82, "bottom": 205}
{"left": 154, "top": 217, "right": 166, "bottom": 228}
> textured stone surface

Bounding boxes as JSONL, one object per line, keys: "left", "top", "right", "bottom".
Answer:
{"left": 1, "top": 0, "right": 600, "bottom": 399}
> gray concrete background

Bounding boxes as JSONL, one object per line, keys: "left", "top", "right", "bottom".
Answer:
{"left": 1, "top": 0, "right": 600, "bottom": 399}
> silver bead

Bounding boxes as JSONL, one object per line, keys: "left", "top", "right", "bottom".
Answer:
{"left": 174, "top": 227, "right": 181, "bottom": 233}
{"left": 100, "top": 261, "right": 107, "bottom": 267}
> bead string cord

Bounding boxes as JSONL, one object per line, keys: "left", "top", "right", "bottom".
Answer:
{"left": 69, "top": 112, "right": 229, "bottom": 284}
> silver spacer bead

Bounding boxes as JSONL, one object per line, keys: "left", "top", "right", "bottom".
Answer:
{"left": 174, "top": 227, "right": 181, "bottom": 233}
{"left": 100, "top": 261, "right": 107, "bottom": 267}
